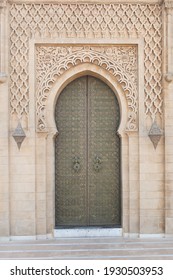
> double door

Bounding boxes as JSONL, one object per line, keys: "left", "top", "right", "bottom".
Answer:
{"left": 55, "top": 76, "right": 121, "bottom": 227}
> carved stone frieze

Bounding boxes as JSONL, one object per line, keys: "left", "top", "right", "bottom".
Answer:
{"left": 9, "top": 3, "right": 163, "bottom": 125}
{"left": 36, "top": 45, "right": 138, "bottom": 132}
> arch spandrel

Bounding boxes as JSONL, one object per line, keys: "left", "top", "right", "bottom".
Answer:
{"left": 36, "top": 45, "right": 138, "bottom": 134}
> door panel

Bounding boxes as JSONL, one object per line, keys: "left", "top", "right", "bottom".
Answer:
{"left": 88, "top": 76, "right": 121, "bottom": 226}
{"left": 55, "top": 76, "right": 121, "bottom": 227}
{"left": 55, "top": 77, "right": 87, "bottom": 226}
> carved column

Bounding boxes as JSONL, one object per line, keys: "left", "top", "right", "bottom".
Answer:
{"left": 0, "top": 0, "right": 9, "bottom": 239}
{"left": 164, "top": 0, "right": 173, "bottom": 236}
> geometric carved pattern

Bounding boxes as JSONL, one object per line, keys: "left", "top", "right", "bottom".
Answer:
{"left": 9, "top": 3, "right": 162, "bottom": 124}
{"left": 36, "top": 45, "right": 138, "bottom": 131}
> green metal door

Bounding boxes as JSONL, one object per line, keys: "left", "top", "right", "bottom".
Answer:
{"left": 55, "top": 76, "right": 121, "bottom": 228}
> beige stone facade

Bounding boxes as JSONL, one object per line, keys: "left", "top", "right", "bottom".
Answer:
{"left": 0, "top": 0, "right": 173, "bottom": 240}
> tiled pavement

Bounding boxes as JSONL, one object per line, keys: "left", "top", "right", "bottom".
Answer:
{"left": 1, "top": 237, "right": 173, "bottom": 259}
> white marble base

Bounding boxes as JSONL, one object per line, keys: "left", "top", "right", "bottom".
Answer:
{"left": 0, "top": 236, "right": 11, "bottom": 242}
{"left": 10, "top": 235, "right": 36, "bottom": 241}
{"left": 123, "top": 233, "right": 139, "bottom": 238}
{"left": 165, "top": 234, "right": 173, "bottom": 238}
{"left": 139, "top": 234, "right": 165, "bottom": 238}
{"left": 54, "top": 227, "right": 122, "bottom": 238}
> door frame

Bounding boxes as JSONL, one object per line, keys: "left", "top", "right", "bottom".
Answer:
{"left": 30, "top": 38, "right": 143, "bottom": 238}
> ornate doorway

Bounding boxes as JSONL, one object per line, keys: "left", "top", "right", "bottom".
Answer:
{"left": 55, "top": 76, "right": 121, "bottom": 228}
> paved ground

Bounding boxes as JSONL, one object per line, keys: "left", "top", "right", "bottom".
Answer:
{"left": 0, "top": 237, "right": 173, "bottom": 259}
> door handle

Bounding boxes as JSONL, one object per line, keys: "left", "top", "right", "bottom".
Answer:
{"left": 94, "top": 156, "right": 102, "bottom": 172}
{"left": 73, "top": 156, "right": 81, "bottom": 172}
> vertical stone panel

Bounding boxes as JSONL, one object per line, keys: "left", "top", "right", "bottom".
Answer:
{"left": 139, "top": 136, "right": 164, "bottom": 235}
{"left": 35, "top": 134, "right": 47, "bottom": 236}
{"left": 128, "top": 133, "right": 140, "bottom": 236}
{"left": 10, "top": 136, "right": 36, "bottom": 237}
{"left": 164, "top": 1, "right": 173, "bottom": 236}
{"left": 0, "top": 0, "right": 9, "bottom": 238}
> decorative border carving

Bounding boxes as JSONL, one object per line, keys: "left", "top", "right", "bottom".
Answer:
{"left": 36, "top": 45, "right": 138, "bottom": 132}
{"left": 9, "top": 3, "right": 162, "bottom": 126}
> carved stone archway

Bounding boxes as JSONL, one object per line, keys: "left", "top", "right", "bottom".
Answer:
{"left": 36, "top": 61, "right": 138, "bottom": 237}
{"left": 32, "top": 41, "right": 141, "bottom": 237}
{"left": 35, "top": 44, "right": 138, "bottom": 133}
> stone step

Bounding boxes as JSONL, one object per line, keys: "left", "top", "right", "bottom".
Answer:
{"left": 1, "top": 237, "right": 173, "bottom": 259}
{"left": 1, "top": 241, "right": 173, "bottom": 251}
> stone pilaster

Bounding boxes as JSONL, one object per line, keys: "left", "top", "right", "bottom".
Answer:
{"left": 164, "top": 0, "right": 173, "bottom": 236}
{"left": 0, "top": 0, "right": 9, "bottom": 239}
{"left": 0, "top": 0, "right": 7, "bottom": 74}
{"left": 164, "top": 0, "right": 173, "bottom": 82}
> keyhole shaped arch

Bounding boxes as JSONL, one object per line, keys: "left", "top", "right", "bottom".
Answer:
{"left": 55, "top": 75, "right": 121, "bottom": 227}
{"left": 46, "top": 63, "right": 128, "bottom": 138}
{"left": 43, "top": 63, "right": 131, "bottom": 235}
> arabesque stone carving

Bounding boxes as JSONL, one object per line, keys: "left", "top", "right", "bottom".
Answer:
{"left": 9, "top": 3, "right": 162, "bottom": 125}
{"left": 36, "top": 45, "right": 138, "bottom": 131}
